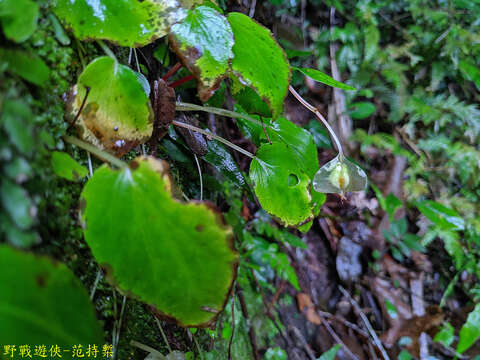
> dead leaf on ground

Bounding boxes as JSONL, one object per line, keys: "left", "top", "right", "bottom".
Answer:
{"left": 296, "top": 293, "right": 322, "bottom": 325}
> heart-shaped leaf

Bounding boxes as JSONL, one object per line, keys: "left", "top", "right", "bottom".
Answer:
{"left": 0, "top": 245, "right": 104, "bottom": 350}
{"left": 67, "top": 56, "right": 153, "bottom": 156}
{"left": 237, "top": 114, "right": 325, "bottom": 216}
{"left": 53, "top": 0, "right": 188, "bottom": 47}
{"left": 249, "top": 142, "right": 314, "bottom": 227}
{"left": 228, "top": 12, "right": 290, "bottom": 118}
{"left": 169, "top": 6, "right": 234, "bottom": 101}
{"left": 0, "top": 0, "right": 38, "bottom": 43}
{"left": 313, "top": 155, "right": 368, "bottom": 194}
{"left": 81, "top": 156, "right": 238, "bottom": 326}
{"left": 292, "top": 67, "right": 355, "bottom": 91}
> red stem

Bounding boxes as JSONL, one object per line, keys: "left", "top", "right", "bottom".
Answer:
{"left": 161, "top": 62, "right": 182, "bottom": 81}
{"left": 168, "top": 74, "right": 195, "bottom": 88}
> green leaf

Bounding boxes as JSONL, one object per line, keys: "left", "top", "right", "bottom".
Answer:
{"left": 444, "top": 235, "right": 464, "bottom": 269}
{"left": 0, "top": 179, "right": 35, "bottom": 230}
{"left": 292, "top": 67, "right": 355, "bottom": 90}
{"left": 53, "top": 0, "right": 188, "bottom": 47}
{"left": 249, "top": 142, "right": 313, "bottom": 227}
{"left": 51, "top": 151, "right": 88, "bottom": 181}
{"left": 4, "top": 157, "right": 32, "bottom": 183}
{"left": 0, "top": 215, "right": 39, "bottom": 247}
{"left": 0, "top": 245, "right": 104, "bottom": 349}
{"left": 265, "top": 347, "right": 287, "bottom": 360}
{"left": 228, "top": 12, "right": 290, "bottom": 118}
{"left": 237, "top": 115, "right": 318, "bottom": 176}
{"left": 317, "top": 345, "right": 340, "bottom": 360}
{"left": 0, "top": 0, "right": 38, "bottom": 42}
{"left": 81, "top": 156, "right": 238, "bottom": 326}
{"left": 169, "top": 6, "right": 233, "bottom": 101}
{"left": 385, "top": 299, "right": 398, "bottom": 319}
{"left": 415, "top": 200, "right": 465, "bottom": 231}
{"left": 202, "top": 138, "right": 246, "bottom": 188}
{"left": 457, "top": 303, "right": 480, "bottom": 354}
{"left": 349, "top": 101, "right": 376, "bottom": 119}
{"left": 397, "top": 350, "right": 412, "bottom": 360}
{"left": 0, "top": 49, "right": 50, "bottom": 87}
{"left": 68, "top": 56, "right": 153, "bottom": 156}
{"left": 237, "top": 114, "right": 325, "bottom": 217}
{"left": 231, "top": 77, "right": 272, "bottom": 118}
{"left": 313, "top": 155, "right": 368, "bottom": 194}
{"left": 0, "top": 99, "right": 36, "bottom": 155}
{"left": 434, "top": 322, "right": 454, "bottom": 347}
{"left": 305, "top": 120, "right": 333, "bottom": 149}
{"left": 459, "top": 60, "right": 480, "bottom": 90}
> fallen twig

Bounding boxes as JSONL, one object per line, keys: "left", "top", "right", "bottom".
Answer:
{"left": 339, "top": 285, "right": 391, "bottom": 360}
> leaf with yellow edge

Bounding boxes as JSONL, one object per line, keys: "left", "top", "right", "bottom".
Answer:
{"left": 81, "top": 156, "right": 238, "bottom": 326}
{"left": 67, "top": 56, "right": 153, "bottom": 156}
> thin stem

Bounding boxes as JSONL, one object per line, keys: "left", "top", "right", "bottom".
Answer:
{"left": 339, "top": 286, "right": 390, "bottom": 360}
{"left": 63, "top": 135, "right": 127, "bottom": 169}
{"left": 288, "top": 85, "right": 344, "bottom": 158}
{"left": 190, "top": 330, "right": 204, "bottom": 360}
{"left": 193, "top": 154, "right": 203, "bottom": 201}
{"left": 168, "top": 74, "right": 195, "bottom": 88}
{"left": 154, "top": 318, "right": 173, "bottom": 354}
{"left": 67, "top": 86, "right": 90, "bottom": 131}
{"left": 89, "top": 269, "right": 102, "bottom": 300}
{"left": 87, "top": 152, "right": 93, "bottom": 177}
{"left": 133, "top": 48, "right": 141, "bottom": 73}
{"left": 97, "top": 40, "right": 117, "bottom": 62}
{"left": 130, "top": 341, "right": 163, "bottom": 357}
{"left": 162, "top": 62, "right": 183, "bottom": 81}
{"left": 172, "top": 120, "right": 255, "bottom": 159}
{"left": 176, "top": 102, "right": 267, "bottom": 128}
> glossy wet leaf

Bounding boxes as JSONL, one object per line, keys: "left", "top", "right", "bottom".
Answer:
{"left": 0, "top": 245, "right": 104, "bottom": 349}
{"left": 203, "top": 138, "right": 246, "bottom": 188}
{"left": 68, "top": 56, "right": 153, "bottom": 156}
{"left": 415, "top": 200, "right": 465, "bottom": 231}
{"left": 313, "top": 155, "right": 368, "bottom": 194}
{"left": 457, "top": 303, "right": 480, "bottom": 354}
{"left": 249, "top": 142, "right": 313, "bottom": 227}
{"left": 51, "top": 151, "right": 88, "bottom": 181}
{"left": 0, "top": 49, "right": 50, "bottom": 86}
{"left": 53, "top": 0, "right": 188, "bottom": 47}
{"left": 169, "top": 6, "right": 233, "bottom": 101}
{"left": 81, "top": 156, "right": 237, "bottom": 326}
{"left": 0, "top": 0, "right": 38, "bottom": 42}
{"left": 228, "top": 12, "right": 290, "bottom": 118}
{"left": 292, "top": 67, "right": 355, "bottom": 91}
{"left": 349, "top": 101, "right": 376, "bottom": 119}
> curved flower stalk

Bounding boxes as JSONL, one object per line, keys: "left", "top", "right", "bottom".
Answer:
{"left": 288, "top": 85, "right": 367, "bottom": 195}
